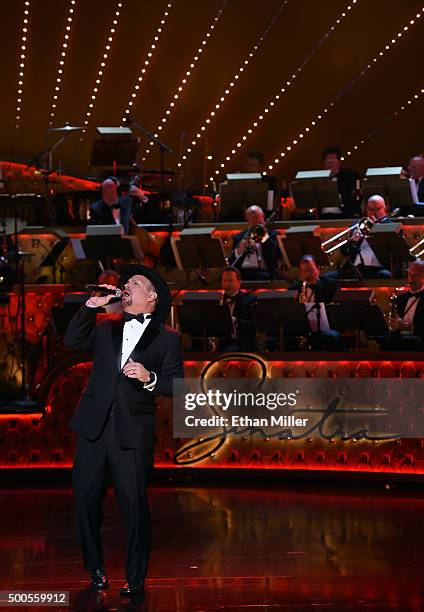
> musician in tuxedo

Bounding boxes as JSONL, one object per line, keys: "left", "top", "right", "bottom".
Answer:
{"left": 322, "top": 146, "right": 361, "bottom": 218}
{"left": 88, "top": 177, "right": 149, "bottom": 235}
{"left": 340, "top": 195, "right": 395, "bottom": 279}
{"left": 64, "top": 264, "right": 183, "bottom": 599}
{"left": 227, "top": 205, "right": 281, "bottom": 280}
{"left": 383, "top": 260, "right": 424, "bottom": 350}
{"left": 408, "top": 155, "right": 424, "bottom": 203}
{"left": 289, "top": 254, "right": 341, "bottom": 350}
{"left": 217, "top": 266, "right": 258, "bottom": 352}
{"left": 243, "top": 150, "right": 278, "bottom": 195}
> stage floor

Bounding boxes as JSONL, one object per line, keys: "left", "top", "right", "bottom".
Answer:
{"left": 0, "top": 480, "right": 423, "bottom": 611}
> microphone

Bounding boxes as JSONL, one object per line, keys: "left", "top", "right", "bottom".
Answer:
{"left": 85, "top": 284, "right": 122, "bottom": 297}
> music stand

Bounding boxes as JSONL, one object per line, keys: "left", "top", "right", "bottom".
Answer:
{"left": 251, "top": 291, "right": 310, "bottom": 350}
{"left": 177, "top": 292, "right": 234, "bottom": 350}
{"left": 90, "top": 127, "right": 139, "bottom": 175}
{"left": 171, "top": 227, "right": 227, "bottom": 271}
{"left": 326, "top": 289, "right": 374, "bottom": 347}
{"left": 290, "top": 170, "right": 342, "bottom": 216}
{"left": 72, "top": 225, "right": 143, "bottom": 269}
{"left": 278, "top": 225, "right": 329, "bottom": 267}
{"left": 219, "top": 173, "right": 268, "bottom": 221}
{"left": 363, "top": 167, "right": 415, "bottom": 211}
{"left": 367, "top": 223, "right": 414, "bottom": 275}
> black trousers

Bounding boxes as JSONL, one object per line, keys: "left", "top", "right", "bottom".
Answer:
{"left": 72, "top": 405, "right": 152, "bottom": 585}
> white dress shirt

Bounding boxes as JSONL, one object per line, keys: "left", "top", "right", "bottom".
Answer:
{"left": 85, "top": 303, "right": 156, "bottom": 390}
{"left": 302, "top": 287, "right": 331, "bottom": 332}
{"left": 402, "top": 294, "right": 420, "bottom": 327}
{"left": 354, "top": 238, "right": 383, "bottom": 267}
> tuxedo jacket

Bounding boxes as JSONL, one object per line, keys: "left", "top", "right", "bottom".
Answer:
{"left": 289, "top": 276, "right": 338, "bottom": 303}
{"left": 340, "top": 216, "right": 396, "bottom": 268}
{"left": 228, "top": 229, "right": 280, "bottom": 278}
{"left": 64, "top": 306, "right": 184, "bottom": 448}
{"left": 88, "top": 196, "right": 142, "bottom": 235}
{"left": 396, "top": 290, "right": 424, "bottom": 339}
{"left": 219, "top": 290, "right": 258, "bottom": 350}
{"left": 418, "top": 178, "right": 424, "bottom": 203}
{"left": 334, "top": 167, "right": 360, "bottom": 216}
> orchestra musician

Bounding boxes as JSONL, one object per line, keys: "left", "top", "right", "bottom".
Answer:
{"left": 321, "top": 146, "right": 361, "bottom": 218}
{"left": 289, "top": 254, "right": 342, "bottom": 350}
{"left": 217, "top": 266, "right": 258, "bottom": 352}
{"left": 89, "top": 177, "right": 149, "bottom": 235}
{"left": 407, "top": 155, "right": 424, "bottom": 203}
{"left": 243, "top": 150, "right": 278, "bottom": 197}
{"left": 382, "top": 260, "right": 424, "bottom": 350}
{"left": 340, "top": 195, "right": 395, "bottom": 279}
{"left": 227, "top": 205, "right": 281, "bottom": 280}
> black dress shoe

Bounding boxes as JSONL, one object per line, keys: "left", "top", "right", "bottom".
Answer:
{"left": 119, "top": 581, "right": 145, "bottom": 599}
{"left": 90, "top": 568, "right": 109, "bottom": 590}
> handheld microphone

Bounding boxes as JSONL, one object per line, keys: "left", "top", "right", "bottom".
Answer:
{"left": 85, "top": 284, "right": 123, "bottom": 297}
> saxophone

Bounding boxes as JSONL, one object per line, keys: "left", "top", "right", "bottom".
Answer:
{"left": 298, "top": 280, "right": 308, "bottom": 304}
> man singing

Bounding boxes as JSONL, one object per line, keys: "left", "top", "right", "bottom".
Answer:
{"left": 64, "top": 264, "right": 183, "bottom": 600}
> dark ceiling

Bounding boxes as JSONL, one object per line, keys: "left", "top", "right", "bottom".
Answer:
{"left": 0, "top": 0, "right": 423, "bottom": 191}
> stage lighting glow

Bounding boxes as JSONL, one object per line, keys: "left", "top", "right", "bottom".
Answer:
{"left": 79, "top": 2, "right": 123, "bottom": 142}
{"left": 181, "top": 0, "right": 289, "bottom": 163}
{"left": 266, "top": 6, "right": 423, "bottom": 173}
{"left": 15, "top": 1, "right": 31, "bottom": 134}
{"left": 121, "top": 3, "right": 173, "bottom": 123}
{"left": 48, "top": 0, "right": 77, "bottom": 128}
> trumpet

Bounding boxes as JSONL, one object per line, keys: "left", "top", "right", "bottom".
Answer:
{"left": 321, "top": 208, "right": 401, "bottom": 255}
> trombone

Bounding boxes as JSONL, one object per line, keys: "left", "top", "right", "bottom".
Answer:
{"left": 321, "top": 217, "right": 374, "bottom": 254}
{"left": 410, "top": 237, "right": 424, "bottom": 258}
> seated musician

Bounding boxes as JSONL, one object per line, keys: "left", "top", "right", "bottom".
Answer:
{"left": 382, "top": 260, "right": 424, "bottom": 351}
{"left": 340, "top": 195, "right": 394, "bottom": 279}
{"left": 217, "top": 266, "right": 258, "bottom": 352}
{"left": 289, "top": 254, "right": 342, "bottom": 350}
{"left": 89, "top": 177, "right": 148, "bottom": 235}
{"left": 227, "top": 205, "right": 280, "bottom": 280}
{"left": 322, "top": 146, "right": 361, "bottom": 218}
{"left": 407, "top": 155, "right": 424, "bottom": 203}
{"left": 243, "top": 150, "right": 278, "bottom": 198}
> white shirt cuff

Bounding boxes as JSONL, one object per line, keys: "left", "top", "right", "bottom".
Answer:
{"left": 85, "top": 301, "right": 99, "bottom": 308}
{"left": 143, "top": 371, "right": 157, "bottom": 390}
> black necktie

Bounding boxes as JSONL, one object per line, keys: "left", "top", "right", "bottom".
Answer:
{"left": 123, "top": 313, "right": 152, "bottom": 324}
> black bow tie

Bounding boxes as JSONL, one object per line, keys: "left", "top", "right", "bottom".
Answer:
{"left": 111, "top": 203, "right": 120, "bottom": 210}
{"left": 123, "top": 312, "right": 152, "bottom": 324}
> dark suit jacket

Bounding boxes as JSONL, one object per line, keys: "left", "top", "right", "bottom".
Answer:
{"left": 64, "top": 306, "right": 184, "bottom": 448}
{"left": 418, "top": 178, "right": 424, "bottom": 203}
{"left": 334, "top": 167, "right": 360, "bottom": 216}
{"left": 340, "top": 216, "right": 396, "bottom": 269}
{"left": 228, "top": 229, "right": 280, "bottom": 278}
{"left": 289, "top": 276, "right": 338, "bottom": 303}
{"left": 88, "top": 196, "right": 142, "bottom": 235}
{"left": 396, "top": 290, "right": 424, "bottom": 339}
{"left": 218, "top": 290, "right": 258, "bottom": 351}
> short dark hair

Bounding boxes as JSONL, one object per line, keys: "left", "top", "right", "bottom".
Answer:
{"left": 246, "top": 150, "right": 264, "bottom": 164}
{"left": 299, "top": 254, "right": 319, "bottom": 267}
{"left": 221, "top": 266, "right": 241, "bottom": 280}
{"left": 322, "top": 146, "right": 342, "bottom": 160}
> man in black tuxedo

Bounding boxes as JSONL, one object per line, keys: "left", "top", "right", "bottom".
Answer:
{"left": 340, "top": 195, "right": 396, "bottom": 279}
{"left": 88, "top": 177, "right": 148, "bottom": 235}
{"left": 383, "top": 260, "right": 424, "bottom": 350}
{"left": 408, "top": 155, "right": 424, "bottom": 203}
{"left": 64, "top": 264, "right": 183, "bottom": 599}
{"left": 322, "top": 146, "right": 361, "bottom": 218}
{"left": 289, "top": 254, "right": 341, "bottom": 350}
{"left": 227, "top": 205, "right": 280, "bottom": 280}
{"left": 217, "top": 266, "right": 258, "bottom": 352}
{"left": 243, "top": 150, "right": 278, "bottom": 196}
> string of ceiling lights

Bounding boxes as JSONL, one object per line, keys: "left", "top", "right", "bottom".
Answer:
{"left": 266, "top": 6, "right": 424, "bottom": 173}
{"left": 141, "top": 0, "right": 230, "bottom": 161}
{"left": 48, "top": 0, "right": 77, "bottom": 128}
{"left": 78, "top": 1, "right": 123, "bottom": 143}
{"left": 121, "top": 2, "right": 173, "bottom": 124}
{"left": 345, "top": 86, "right": 424, "bottom": 159}
{"left": 179, "top": 0, "right": 289, "bottom": 163}
{"left": 14, "top": 0, "right": 30, "bottom": 142}
{"left": 209, "top": 0, "right": 358, "bottom": 181}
